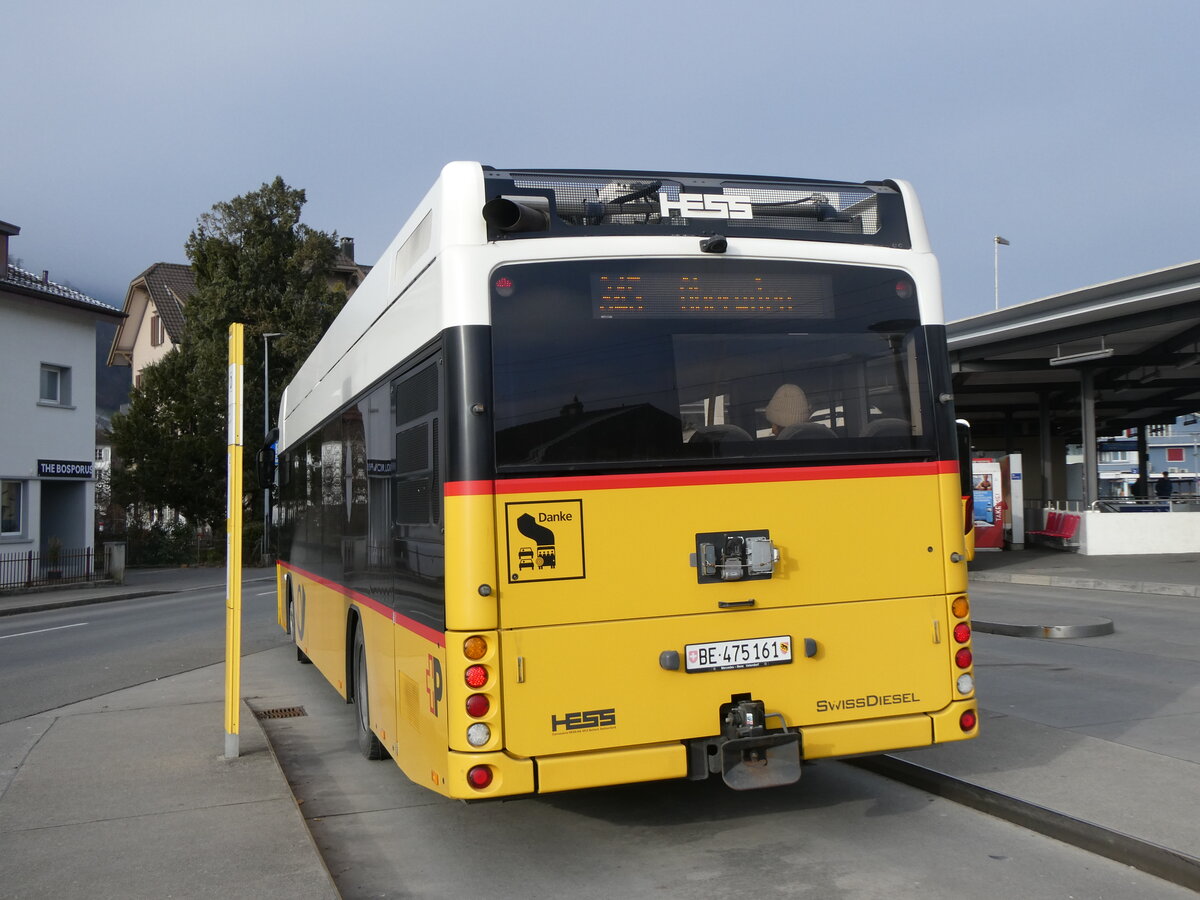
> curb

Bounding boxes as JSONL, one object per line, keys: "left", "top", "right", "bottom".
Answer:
{"left": 973, "top": 617, "right": 1116, "bottom": 639}
{"left": 0, "top": 591, "right": 167, "bottom": 617}
{"left": 970, "top": 571, "right": 1200, "bottom": 597}
{"left": 0, "top": 576, "right": 274, "bottom": 618}
{"left": 241, "top": 699, "right": 343, "bottom": 899}
{"left": 852, "top": 754, "right": 1200, "bottom": 893}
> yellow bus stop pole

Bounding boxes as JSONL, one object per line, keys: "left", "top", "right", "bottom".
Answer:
{"left": 224, "top": 323, "right": 244, "bottom": 759}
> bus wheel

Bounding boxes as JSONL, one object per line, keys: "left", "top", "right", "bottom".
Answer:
{"left": 353, "top": 623, "right": 386, "bottom": 760}
{"left": 288, "top": 598, "right": 311, "bottom": 664}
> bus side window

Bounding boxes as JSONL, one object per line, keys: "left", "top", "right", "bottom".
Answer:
{"left": 389, "top": 357, "right": 446, "bottom": 626}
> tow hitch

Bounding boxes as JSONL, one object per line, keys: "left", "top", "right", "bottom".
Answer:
{"left": 686, "top": 695, "right": 801, "bottom": 790}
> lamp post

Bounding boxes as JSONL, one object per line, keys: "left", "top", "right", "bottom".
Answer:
{"left": 262, "top": 332, "right": 283, "bottom": 564}
{"left": 994, "top": 235, "right": 1010, "bottom": 310}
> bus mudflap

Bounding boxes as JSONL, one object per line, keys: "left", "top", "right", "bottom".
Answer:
{"left": 686, "top": 696, "right": 801, "bottom": 790}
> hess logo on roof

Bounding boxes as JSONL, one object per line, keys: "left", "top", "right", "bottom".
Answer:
{"left": 658, "top": 192, "right": 754, "bottom": 220}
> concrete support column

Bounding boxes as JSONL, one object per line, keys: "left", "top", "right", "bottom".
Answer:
{"left": 1039, "top": 392, "right": 1053, "bottom": 501}
{"left": 1081, "top": 369, "right": 1098, "bottom": 506}
{"left": 1137, "top": 425, "right": 1149, "bottom": 493}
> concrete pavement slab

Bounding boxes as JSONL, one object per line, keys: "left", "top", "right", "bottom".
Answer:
{"left": 1, "top": 794, "right": 327, "bottom": 900}
{"left": 890, "top": 709, "right": 1200, "bottom": 865}
{"left": 1, "top": 702, "right": 283, "bottom": 829}
{"left": 0, "top": 657, "right": 337, "bottom": 899}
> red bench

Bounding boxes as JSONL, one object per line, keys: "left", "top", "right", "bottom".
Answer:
{"left": 1029, "top": 512, "right": 1079, "bottom": 547}
{"left": 1027, "top": 511, "right": 1063, "bottom": 538}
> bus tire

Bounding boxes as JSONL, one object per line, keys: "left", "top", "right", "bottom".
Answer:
{"left": 288, "top": 597, "right": 311, "bottom": 664}
{"left": 353, "top": 622, "right": 386, "bottom": 760}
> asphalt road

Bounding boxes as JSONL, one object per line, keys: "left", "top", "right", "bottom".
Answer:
{"left": 250, "top": 578, "right": 1199, "bottom": 899}
{"left": 968, "top": 580, "right": 1200, "bottom": 765}
{"left": 257, "top": 632, "right": 1195, "bottom": 900}
{"left": 5, "top": 576, "right": 1196, "bottom": 898}
{"left": 0, "top": 577, "right": 287, "bottom": 723}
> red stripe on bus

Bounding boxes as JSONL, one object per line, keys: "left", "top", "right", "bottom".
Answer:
{"left": 446, "top": 460, "right": 955, "bottom": 497}
{"left": 279, "top": 562, "right": 445, "bottom": 647}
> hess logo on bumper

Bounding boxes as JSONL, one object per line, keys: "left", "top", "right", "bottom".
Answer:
{"left": 551, "top": 708, "right": 616, "bottom": 733}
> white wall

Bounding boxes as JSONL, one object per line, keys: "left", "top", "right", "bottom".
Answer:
{"left": 0, "top": 293, "right": 102, "bottom": 550}
{"left": 130, "top": 292, "right": 173, "bottom": 383}
{"left": 1081, "top": 509, "right": 1200, "bottom": 555}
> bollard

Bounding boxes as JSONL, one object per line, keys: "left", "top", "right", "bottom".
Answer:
{"left": 104, "top": 541, "right": 127, "bottom": 584}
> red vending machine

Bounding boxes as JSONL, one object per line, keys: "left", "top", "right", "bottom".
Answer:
{"left": 971, "top": 458, "right": 1004, "bottom": 551}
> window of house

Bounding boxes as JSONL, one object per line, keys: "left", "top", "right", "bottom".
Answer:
{"left": 1, "top": 480, "right": 23, "bottom": 536}
{"left": 150, "top": 314, "right": 164, "bottom": 347}
{"left": 40, "top": 364, "right": 71, "bottom": 406}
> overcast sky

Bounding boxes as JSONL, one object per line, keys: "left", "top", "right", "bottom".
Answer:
{"left": 3, "top": 1, "right": 1197, "bottom": 322}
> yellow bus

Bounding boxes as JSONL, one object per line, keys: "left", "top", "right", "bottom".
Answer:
{"left": 274, "top": 162, "right": 977, "bottom": 799}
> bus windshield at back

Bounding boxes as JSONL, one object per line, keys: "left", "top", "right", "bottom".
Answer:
{"left": 491, "top": 258, "right": 935, "bottom": 473}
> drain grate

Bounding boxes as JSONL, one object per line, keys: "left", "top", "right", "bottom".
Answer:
{"left": 254, "top": 706, "right": 307, "bottom": 720}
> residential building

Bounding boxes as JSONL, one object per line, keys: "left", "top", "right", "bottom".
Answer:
{"left": 106, "top": 262, "right": 193, "bottom": 387}
{"left": 1092, "top": 419, "right": 1200, "bottom": 497}
{"left": 107, "top": 237, "right": 368, "bottom": 382}
{"left": 1, "top": 219, "right": 124, "bottom": 561}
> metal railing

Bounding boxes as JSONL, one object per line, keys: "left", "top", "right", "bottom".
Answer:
{"left": 0, "top": 546, "right": 104, "bottom": 591}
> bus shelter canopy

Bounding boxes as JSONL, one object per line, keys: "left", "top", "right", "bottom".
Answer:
{"left": 948, "top": 259, "right": 1200, "bottom": 444}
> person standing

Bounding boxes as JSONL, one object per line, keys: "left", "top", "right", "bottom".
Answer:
{"left": 1155, "top": 471, "right": 1173, "bottom": 499}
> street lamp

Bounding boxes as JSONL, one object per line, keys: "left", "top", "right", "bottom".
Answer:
{"left": 262, "top": 332, "right": 283, "bottom": 564}
{"left": 993, "top": 235, "right": 1010, "bottom": 310}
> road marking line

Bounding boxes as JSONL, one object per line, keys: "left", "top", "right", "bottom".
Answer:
{"left": 256, "top": 590, "right": 276, "bottom": 597}
{"left": 0, "top": 622, "right": 89, "bottom": 641}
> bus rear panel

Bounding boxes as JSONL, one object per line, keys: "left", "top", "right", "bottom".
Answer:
{"left": 275, "top": 164, "right": 977, "bottom": 799}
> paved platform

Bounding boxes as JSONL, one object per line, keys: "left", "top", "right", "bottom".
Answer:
{"left": 967, "top": 544, "right": 1200, "bottom": 596}
{"left": 1, "top": 553, "right": 1198, "bottom": 895}
{"left": 0, "top": 651, "right": 339, "bottom": 899}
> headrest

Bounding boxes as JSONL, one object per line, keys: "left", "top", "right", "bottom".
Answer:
{"left": 765, "top": 384, "right": 811, "bottom": 427}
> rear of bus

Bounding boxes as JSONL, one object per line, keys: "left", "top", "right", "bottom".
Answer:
{"left": 448, "top": 171, "right": 978, "bottom": 796}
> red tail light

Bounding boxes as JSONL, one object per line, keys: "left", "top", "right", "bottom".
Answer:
{"left": 465, "top": 693, "right": 490, "bottom": 717}
{"left": 465, "top": 665, "right": 488, "bottom": 688}
{"left": 953, "top": 622, "right": 971, "bottom": 643}
{"left": 467, "top": 765, "right": 493, "bottom": 789}
{"left": 955, "top": 648, "right": 973, "bottom": 669}
{"left": 960, "top": 709, "right": 978, "bottom": 731}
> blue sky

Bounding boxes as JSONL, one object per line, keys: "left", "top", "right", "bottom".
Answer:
{"left": 3, "top": 1, "right": 1197, "bottom": 322}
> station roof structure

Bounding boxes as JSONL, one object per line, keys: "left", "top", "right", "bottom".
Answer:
{"left": 947, "top": 260, "right": 1200, "bottom": 443}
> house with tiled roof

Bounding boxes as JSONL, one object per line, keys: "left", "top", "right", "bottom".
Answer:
{"left": 107, "top": 262, "right": 195, "bottom": 388}
{"left": 1, "top": 218, "right": 124, "bottom": 580}
{"left": 333, "top": 237, "right": 370, "bottom": 292}
{"left": 108, "top": 238, "right": 368, "bottom": 387}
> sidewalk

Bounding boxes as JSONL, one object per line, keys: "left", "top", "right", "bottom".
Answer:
{"left": 888, "top": 546, "right": 1200, "bottom": 890}
{"left": 0, "top": 659, "right": 338, "bottom": 899}
{"left": 2, "top": 553, "right": 1199, "bottom": 895}
{"left": 0, "top": 565, "right": 239, "bottom": 617}
{"left": 966, "top": 544, "right": 1200, "bottom": 597}
{"left": 0, "top": 568, "right": 336, "bottom": 899}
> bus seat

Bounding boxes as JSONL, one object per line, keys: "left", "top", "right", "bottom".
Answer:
{"left": 689, "top": 424, "right": 753, "bottom": 443}
{"left": 863, "top": 418, "right": 910, "bottom": 437}
{"left": 776, "top": 422, "right": 838, "bottom": 439}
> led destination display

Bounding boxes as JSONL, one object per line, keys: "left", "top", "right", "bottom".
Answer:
{"left": 592, "top": 271, "right": 833, "bottom": 319}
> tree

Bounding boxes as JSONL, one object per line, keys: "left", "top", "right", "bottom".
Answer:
{"left": 111, "top": 348, "right": 222, "bottom": 527}
{"left": 111, "top": 177, "right": 348, "bottom": 546}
